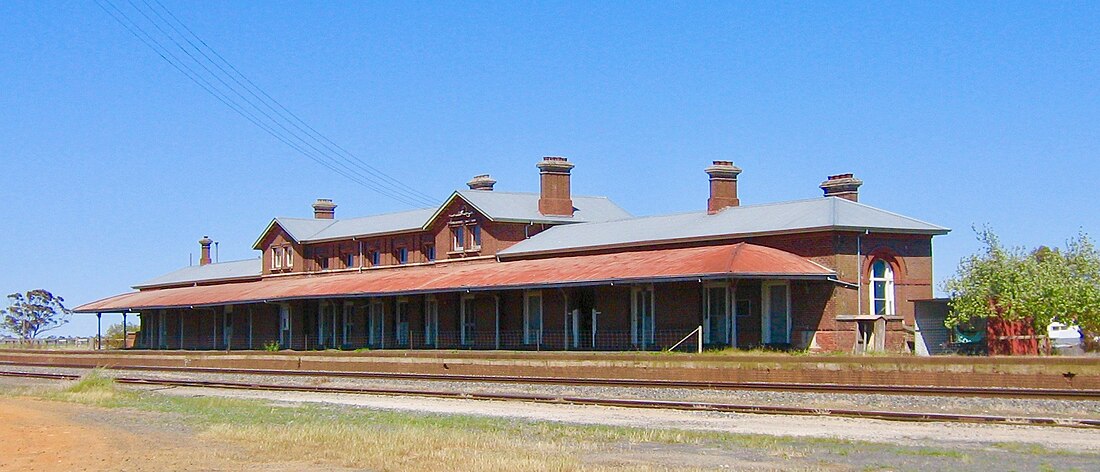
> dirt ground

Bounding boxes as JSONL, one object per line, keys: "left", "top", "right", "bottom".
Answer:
{"left": 0, "top": 395, "right": 356, "bottom": 472}
{"left": 3, "top": 377, "right": 1099, "bottom": 471}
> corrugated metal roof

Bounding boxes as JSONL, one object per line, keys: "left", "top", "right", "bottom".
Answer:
{"left": 302, "top": 208, "right": 437, "bottom": 242}
{"left": 499, "top": 197, "right": 949, "bottom": 257}
{"left": 454, "top": 190, "right": 632, "bottom": 223}
{"left": 132, "top": 259, "right": 261, "bottom": 289}
{"left": 254, "top": 192, "right": 630, "bottom": 249}
{"left": 75, "top": 243, "right": 833, "bottom": 312}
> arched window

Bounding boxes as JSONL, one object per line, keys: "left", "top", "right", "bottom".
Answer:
{"left": 870, "top": 260, "right": 895, "bottom": 316}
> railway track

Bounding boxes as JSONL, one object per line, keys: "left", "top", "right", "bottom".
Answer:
{"left": 1, "top": 367, "right": 1099, "bottom": 430}
{"left": 1, "top": 359, "right": 1098, "bottom": 400}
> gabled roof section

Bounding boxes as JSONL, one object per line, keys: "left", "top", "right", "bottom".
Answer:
{"left": 133, "top": 259, "right": 261, "bottom": 290}
{"left": 499, "top": 197, "right": 949, "bottom": 258}
{"left": 305, "top": 208, "right": 436, "bottom": 242}
{"left": 251, "top": 217, "right": 333, "bottom": 249}
{"left": 252, "top": 208, "right": 436, "bottom": 249}
{"left": 425, "top": 190, "right": 632, "bottom": 227}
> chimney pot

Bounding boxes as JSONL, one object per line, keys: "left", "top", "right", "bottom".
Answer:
{"left": 466, "top": 174, "right": 497, "bottom": 191}
{"left": 820, "top": 173, "right": 863, "bottom": 202}
{"left": 537, "top": 156, "right": 574, "bottom": 216}
{"left": 705, "top": 161, "right": 742, "bottom": 214}
{"left": 198, "top": 236, "right": 213, "bottom": 266}
{"left": 312, "top": 198, "right": 337, "bottom": 219}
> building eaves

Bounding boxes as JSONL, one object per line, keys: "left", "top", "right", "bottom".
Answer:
{"left": 499, "top": 197, "right": 949, "bottom": 258}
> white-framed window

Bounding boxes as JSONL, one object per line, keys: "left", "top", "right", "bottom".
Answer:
{"left": 272, "top": 248, "right": 281, "bottom": 269}
{"left": 523, "top": 291, "right": 542, "bottom": 345}
{"left": 870, "top": 260, "right": 896, "bottom": 316}
{"left": 397, "top": 247, "right": 408, "bottom": 265}
{"left": 471, "top": 225, "right": 482, "bottom": 249}
{"left": 452, "top": 226, "right": 465, "bottom": 251}
{"left": 285, "top": 247, "right": 293, "bottom": 268}
{"left": 761, "top": 281, "right": 791, "bottom": 345}
{"left": 631, "top": 286, "right": 655, "bottom": 348}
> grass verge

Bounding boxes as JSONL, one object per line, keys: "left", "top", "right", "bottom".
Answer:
{"left": 3, "top": 372, "right": 1097, "bottom": 471}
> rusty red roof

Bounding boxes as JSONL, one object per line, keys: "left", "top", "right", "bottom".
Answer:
{"left": 75, "top": 243, "right": 834, "bottom": 312}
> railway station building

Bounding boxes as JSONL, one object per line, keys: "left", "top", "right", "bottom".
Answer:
{"left": 75, "top": 158, "right": 949, "bottom": 353}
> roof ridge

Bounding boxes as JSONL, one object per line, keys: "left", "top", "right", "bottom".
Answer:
{"left": 832, "top": 197, "right": 948, "bottom": 230}
{"left": 457, "top": 189, "right": 614, "bottom": 199}
{"left": 191, "top": 258, "right": 258, "bottom": 266}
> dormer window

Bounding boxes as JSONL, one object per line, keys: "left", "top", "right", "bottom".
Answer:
{"left": 344, "top": 253, "right": 355, "bottom": 268}
{"left": 285, "top": 247, "right": 293, "bottom": 268}
{"left": 471, "top": 225, "right": 482, "bottom": 249}
{"left": 397, "top": 247, "right": 408, "bottom": 265}
{"left": 272, "top": 248, "right": 281, "bottom": 269}
{"left": 369, "top": 250, "right": 380, "bottom": 266}
{"left": 452, "top": 226, "right": 465, "bottom": 252}
{"left": 425, "top": 244, "right": 436, "bottom": 262}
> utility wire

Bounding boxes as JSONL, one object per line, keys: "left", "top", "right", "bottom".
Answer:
{"left": 133, "top": 0, "right": 434, "bottom": 207}
{"left": 96, "top": 0, "right": 438, "bottom": 208}
{"left": 147, "top": 0, "right": 434, "bottom": 205}
{"left": 94, "top": 0, "right": 428, "bottom": 208}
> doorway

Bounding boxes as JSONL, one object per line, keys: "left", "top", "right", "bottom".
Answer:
{"left": 761, "top": 281, "right": 790, "bottom": 345}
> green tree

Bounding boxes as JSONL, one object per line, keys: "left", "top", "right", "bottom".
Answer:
{"left": 943, "top": 227, "right": 1100, "bottom": 333}
{"left": 104, "top": 322, "right": 139, "bottom": 349}
{"left": 1, "top": 290, "right": 72, "bottom": 342}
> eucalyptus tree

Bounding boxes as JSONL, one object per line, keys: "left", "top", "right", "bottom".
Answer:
{"left": 1, "top": 289, "right": 72, "bottom": 342}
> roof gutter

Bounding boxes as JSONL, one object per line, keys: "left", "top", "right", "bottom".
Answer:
{"left": 72, "top": 272, "right": 835, "bottom": 313}
{"left": 498, "top": 226, "right": 948, "bottom": 261}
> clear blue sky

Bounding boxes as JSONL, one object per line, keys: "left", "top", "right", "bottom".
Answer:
{"left": 2, "top": 1, "right": 1097, "bottom": 336}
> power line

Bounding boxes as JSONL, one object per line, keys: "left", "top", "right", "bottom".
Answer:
{"left": 95, "top": 0, "right": 438, "bottom": 208}
{"left": 132, "top": 0, "right": 434, "bottom": 207}
{"left": 94, "top": 0, "right": 429, "bottom": 208}
{"left": 146, "top": 0, "right": 434, "bottom": 205}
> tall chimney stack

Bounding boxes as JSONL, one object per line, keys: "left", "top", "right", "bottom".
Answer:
{"left": 705, "top": 161, "right": 742, "bottom": 214}
{"left": 198, "top": 236, "right": 213, "bottom": 266}
{"left": 312, "top": 198, "right": 337, "bottom": 219}
{"left": 537, "top": 156, "right": 574, "bottom": 216}
{"left": 466, "top": 174, "right": 496, "bottom": 191}
{"left": 819, "top": 173, "right": 862, "bottom": 202}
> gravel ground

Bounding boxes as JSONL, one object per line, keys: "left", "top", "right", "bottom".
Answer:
{"left": 3, "top": 372, "right": 1100, "bottom": 470}
{"left": 5, "top": 364, "right": 1099, "bottom": 420}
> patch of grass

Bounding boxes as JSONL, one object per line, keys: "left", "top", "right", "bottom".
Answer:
{"left": 44, "top": 369, "right": 127, "bottom": 406}
{"left": 10, "top": 378, "right": 1100, "bottom": 472}
{"left": 992, "top": 442, "right": 1074, "bottom": 456}
{"left": 894, "top": 447, "right": 968, "bottom": 459}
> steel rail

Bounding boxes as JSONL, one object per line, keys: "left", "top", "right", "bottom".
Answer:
{"left": 0, "top": 359, "right": 1097, "bottom": 400}
{"left": 2, "top": 369, "right": 1098, "bottom": 429}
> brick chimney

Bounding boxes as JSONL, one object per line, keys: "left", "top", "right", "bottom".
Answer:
{"left": 198, "top": 236, "right": 213, "bottom": 266}
{"left": 537, "top": 156, "right": 574, "bottom": 216}
{"left": 705, "top": 161, "right": 742, "bottom": 214}
{"left": 312, "top": 198, "right": 337, "bottom": 219}
{"left": 819, "top": 173, "right": 863, "bottom": 202}
{"left": 466, "top": 174, "right": 496, "bottom": 191}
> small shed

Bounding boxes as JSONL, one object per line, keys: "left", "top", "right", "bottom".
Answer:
{"left": 913, "top": 298, "right": 951, "bottom": 356}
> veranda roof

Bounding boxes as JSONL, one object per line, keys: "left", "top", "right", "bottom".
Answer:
{"left": 75, "top": 243, "right": 834, "bottom": 313}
